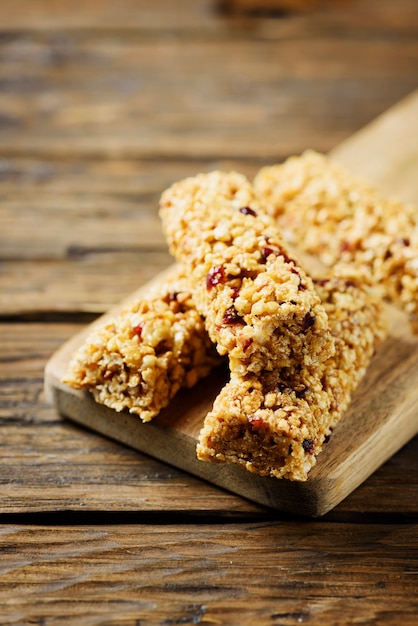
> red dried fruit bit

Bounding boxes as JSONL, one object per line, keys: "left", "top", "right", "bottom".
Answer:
{"left": 314, "top": 278, "right": 329, "bottom": 287}
{"left": 260, "top": 238, "right": 298, "bottom": 267}
{"left": 302, "top": 439, "right": 315, "bottom": 455}
{"left": 281, "top": 251, "right": 297, "bottom": 266}
{"left": 230, "top": 286, "right": 240, "bottom": 300}
{"left": 222, "top": 306, "right": 245, "bottom": 325}
{"left": 206, "top": 265, "right": 226, "bottom": 290}
{"left": 132, "top": 323, "right": 145, "bottom": 338}
{"left": 248, "top": 416, "right": 264, "bottom": 431}
{"left": 260, "top": 245, "right": 280, "bottom": 263}
{"left": 344, "top": 280, "right": 357, "bottom": 288}
{"left": 302, "top": 312, "right": 315, "bottom": 331}
{"left": 239, "top": 206, "right": 257, "bottom": 217}
{"left": 340, "top": 240, "right": 356, "bottom": 253}
{"left": 241, "top": 336, "right": 253, "bottom": 351}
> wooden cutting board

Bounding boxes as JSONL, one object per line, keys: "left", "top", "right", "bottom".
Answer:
{"left": 45, "top": 90, "right": 418, "bottom": 517}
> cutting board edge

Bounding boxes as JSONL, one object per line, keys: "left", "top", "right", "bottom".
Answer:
{"left": 44, "top": 345, "right": 418, "bottom": 517}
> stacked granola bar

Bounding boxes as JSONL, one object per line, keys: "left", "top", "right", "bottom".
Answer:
{"left": 64, "top": 163, "right": 395, "bottom": 481}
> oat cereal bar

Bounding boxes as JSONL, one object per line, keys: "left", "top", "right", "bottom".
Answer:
{"left": 197, "top": 269, "right": 387, "bottom": 480}
{"left": 159, "top": 171, "right": 335, "bottom": 376}
{"left": 254, "top": 150, "right": 418, "bottom": 330}
{"left": 63, "top": 270, "right": 221, "bottom": 422}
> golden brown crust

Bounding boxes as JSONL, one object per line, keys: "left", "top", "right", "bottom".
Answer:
{"left": 63, "top": 270, "right": 221, "bottom": 422}
{"left": 197, "top": 268, "right": 387, "bottom": 480}
{"left": 160, "top": 170, "right": 335, "bottom": 375}
{"left": 254, "top": 150, "right": 418, "bottom": 330}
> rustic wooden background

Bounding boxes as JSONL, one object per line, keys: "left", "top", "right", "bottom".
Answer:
{"left": 1, "top": 0, "right": 418, "bottom": 624}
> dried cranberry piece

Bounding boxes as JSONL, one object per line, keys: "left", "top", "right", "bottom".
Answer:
{"left": 248, "top": 416, "right": 264, "bottom": 431}
{"left": 230, "top": 286, "right": 240, "bottom": 300}
{"left": 314, "top": 278, "right": 329, "bottom": 287}
{"left": 222, "top": 306, "right": 245, "bottom": 325}
{"left": 281, "top": 251, "right": 297, "bottom": 266}
{"left": 132, "top": 323, "right": 145, "bottom": 338}
{"left": 260, "top": 245, "right": 280, "bottom": 263}
{"left": 302, "top": 439, "right": 315, "bottom": 455}
{"left": 239, "top": 206, "right": 257, "bottom": 217}
{"left": 340, "top": 240, "right": 355, "bottom": 253}
{"left": 241, "top": 337, "right": 253, "bottom": 351}
{"left": 206, "top": 265, "right": 226, "bottom": 290}
{"left": 302, "top": 312, "right": 315, "bottom": 331}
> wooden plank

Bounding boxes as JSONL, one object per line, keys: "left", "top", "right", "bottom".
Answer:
{"left": 0, "top": 158, "right": 260, "bottom": 196}
{"left": 0, "top": 523, "right": 417, "bottom": 625}
{"left": 0, "top": 0, "right": 223, "bottom": 32}
{"left": 0, "top": 0, "right": 417, "bottom": 37}
{"left": 45, "top": 91, "right": 418, "bottom": 516}
{"left": 0, "top": 37, "right": 417, "bottom": 160}
{"left": 0, "top": 159, "right": 260, "bottom": 262}
{"left": 0, "top": 255, "right": 172, "bottom": 316}
{"left": 0, "top": 195, "right": 165, "bottom": 259}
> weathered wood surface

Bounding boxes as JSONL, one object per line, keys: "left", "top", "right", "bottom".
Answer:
{"left": 1, "top": 0, "right": 418, "bottom": 623}
{"left": 1, "top": 523, "right": 417, "bottom": 626}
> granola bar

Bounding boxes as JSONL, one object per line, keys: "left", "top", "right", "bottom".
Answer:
{"left": 254, "top": 150, "right": 418, "bottom": 330}
{"left": 159, "top": 171, "right": 335, "bottom": 376}
{"left": 197, "top": 269, "right": 387, "bottom": 480}
{"left": 63, "top": 270, "right": 221, "bottom": 422}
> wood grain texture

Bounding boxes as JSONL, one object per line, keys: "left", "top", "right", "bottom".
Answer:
{"left": 0, "top": 523, "right": 417, "bottom": 625}
{"left": 0, "top": 31, "right": 417, "bottom": 161}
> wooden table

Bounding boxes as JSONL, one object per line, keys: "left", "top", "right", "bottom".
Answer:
{"left": 1, "top": 1, "right": 417, "bottom": 623}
